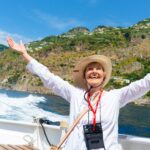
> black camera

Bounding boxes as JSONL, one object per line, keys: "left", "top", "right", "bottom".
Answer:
{"left": 83, "top": 123, "right": 105, "bottom": 150}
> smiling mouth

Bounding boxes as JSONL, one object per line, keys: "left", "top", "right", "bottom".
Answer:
{"left": 89, "top": 74, "right": 101, "bottom": 79}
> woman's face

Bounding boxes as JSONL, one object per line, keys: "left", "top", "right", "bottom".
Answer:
{"left": 84, "top": 62, "right": 106, "bottom": 88}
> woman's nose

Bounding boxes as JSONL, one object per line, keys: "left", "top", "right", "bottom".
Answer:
{"left": 93, "top": 68, "right": 97, "bottom": 72}
{"left": 90, "top": 69, "right": 97, "bottom": 75}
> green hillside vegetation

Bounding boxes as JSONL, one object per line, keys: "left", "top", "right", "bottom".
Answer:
{"left": 0, "top": 18, "right": 150, "bottom": 102}
{"left": 0, "top": 44, "right": 8, "bottom": 51}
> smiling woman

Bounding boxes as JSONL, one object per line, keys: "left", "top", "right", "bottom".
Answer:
{"left": 6, "top": 37, "right": 150, "bottom": 150}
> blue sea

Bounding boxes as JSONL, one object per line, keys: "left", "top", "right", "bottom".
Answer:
{"left": 0, "top": 88, "right": 150, "bottom": 138}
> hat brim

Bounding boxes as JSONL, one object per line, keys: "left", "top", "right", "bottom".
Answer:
{"left": 73, "top": 55, "right": 112, "bottom": 90}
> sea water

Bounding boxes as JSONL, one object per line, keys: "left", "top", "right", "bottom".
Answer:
{"left": 0, "top": 88, "right": 150, "bottom": 138}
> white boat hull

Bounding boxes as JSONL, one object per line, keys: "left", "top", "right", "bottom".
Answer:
{"left": 0, "top": 119, "right": 65, "bottom": 150}
{"left": 0, "top": 119, "right": 150, "bottom": 150}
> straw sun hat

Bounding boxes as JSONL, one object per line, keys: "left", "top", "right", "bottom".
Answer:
{"left": 73, "top": 55, "right": 112, "bottom": 90}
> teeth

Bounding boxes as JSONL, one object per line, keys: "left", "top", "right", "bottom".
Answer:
{"left": 89, "top": 73, "right": 101, "bottom": 79}
{"left": 90, "top": 77, "right": 99, "bottom": 79}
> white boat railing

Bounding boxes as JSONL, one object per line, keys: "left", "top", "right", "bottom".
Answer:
{"left": 119, "top": 134, "right": 150, "bottom": 150}
{"left": 0, "top": 119, "right": 150, "bottom": 150}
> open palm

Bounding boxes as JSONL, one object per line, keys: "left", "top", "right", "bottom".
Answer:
{"left": 7, "top": 37, "right": 27, "bottom": 54}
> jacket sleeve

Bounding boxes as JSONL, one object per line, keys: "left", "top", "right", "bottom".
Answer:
{"left": 118, "top": 74, "right": 150, "bottom": 108}
{"left": 26, "top": 59, "right": 77, "bottom": 102}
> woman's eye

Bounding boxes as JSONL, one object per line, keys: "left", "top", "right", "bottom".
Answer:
{"left": 97, "top": 67, "right": 102, "bottom": 70}
{"left": 87, "top": 67, "right": 93, "bottom": 71}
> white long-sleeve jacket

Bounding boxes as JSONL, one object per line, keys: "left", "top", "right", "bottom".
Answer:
{"left": 26, "top": 59, "right": 150, "bottom": 150}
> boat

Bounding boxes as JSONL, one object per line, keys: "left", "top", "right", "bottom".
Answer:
{"left": 0, "top": 118, "right": 150, "bottom": 150}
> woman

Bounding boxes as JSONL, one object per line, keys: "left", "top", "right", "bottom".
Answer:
{"left": 7, "top": 37, "right": 150, "bottom": 150}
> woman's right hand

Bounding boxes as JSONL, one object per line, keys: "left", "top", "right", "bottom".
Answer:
{"left": 7, "top": 37, "right": 33, "bottom": 62}
{"left": 7, "top": 37, "right": 27, "bottom": 55}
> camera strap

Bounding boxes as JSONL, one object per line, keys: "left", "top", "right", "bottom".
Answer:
{"left": 87, "top": 91, "right": 103, "bottom": 131}
{"left": 83, "top": 90, "right": 106, "bottom": 150}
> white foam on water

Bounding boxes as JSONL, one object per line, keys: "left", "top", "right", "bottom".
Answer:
{"left": 0, "top": 91, "right": 69, "bottom": 122}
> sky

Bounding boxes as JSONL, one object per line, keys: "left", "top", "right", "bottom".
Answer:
{"left": 0, "top": 0, "right": 150, "bottom": 45}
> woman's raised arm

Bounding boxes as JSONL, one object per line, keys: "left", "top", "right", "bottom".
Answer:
{"left": 6, "top": 37, "right": 78, "bottom": 102}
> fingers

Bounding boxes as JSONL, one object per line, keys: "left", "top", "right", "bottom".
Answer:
{"left": 7, "top": 37, "right": 15, "bottom": 48}
{"left": 20, "top": 40, "right": 25, "bottom": 49}
{"left": 20, "top": 40, "right": 24, "bottom": 46}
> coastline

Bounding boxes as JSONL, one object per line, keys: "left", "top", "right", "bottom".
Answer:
{"left": 0, "top": 85, "right": 55, "bottom": 95}
{"left": 134, "top": 98, "right": 150, "bottom": 106}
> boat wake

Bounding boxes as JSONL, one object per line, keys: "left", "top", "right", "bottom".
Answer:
{"left": 0, "top": 89, "right": 69, "bottom": 123}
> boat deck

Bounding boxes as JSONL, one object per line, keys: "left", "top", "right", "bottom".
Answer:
{"left": 0, "top": 145, "right": 38, "bottom": 150}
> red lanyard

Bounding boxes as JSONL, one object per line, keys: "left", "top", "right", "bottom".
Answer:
{"left": 87, "top": 91, "right": 103, "bottom": 130}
